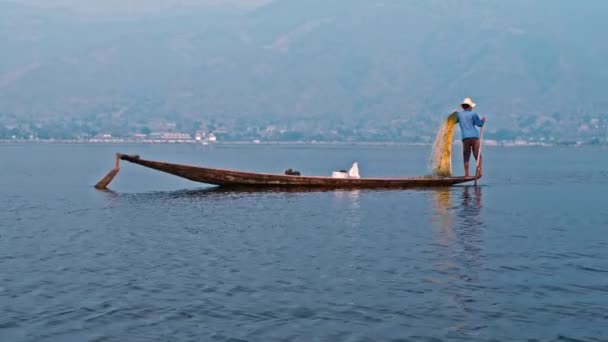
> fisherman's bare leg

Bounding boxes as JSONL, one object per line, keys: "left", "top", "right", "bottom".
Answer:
{"left": 463, "top": 139, "right": 473, "bottom": 177}
{"left": 473, "top": 139, "right": 482, "bottom": 179}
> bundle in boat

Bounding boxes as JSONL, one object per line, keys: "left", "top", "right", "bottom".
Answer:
{"left": 331, "top": 162, "right": 360, "bottom": 179}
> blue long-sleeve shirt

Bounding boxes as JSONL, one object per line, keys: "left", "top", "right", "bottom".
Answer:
{"left": 456, "top": 110, "right": 484, "bottom": 140}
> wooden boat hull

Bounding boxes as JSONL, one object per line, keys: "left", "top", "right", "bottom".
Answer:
{"left": 118, "top": 154, "right": 475, "bottom": 189}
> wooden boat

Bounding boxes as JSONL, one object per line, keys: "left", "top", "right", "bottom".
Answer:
{"left": 94, "top": 153, "right": 476, "bottom": 190}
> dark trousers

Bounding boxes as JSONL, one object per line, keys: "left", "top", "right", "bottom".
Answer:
{"left": 462, "top": 138, "right": 480, "bottom": 163}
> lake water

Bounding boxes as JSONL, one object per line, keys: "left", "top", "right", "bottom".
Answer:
{"left": 1, "top": 143, "right": 607, "bottom": 341}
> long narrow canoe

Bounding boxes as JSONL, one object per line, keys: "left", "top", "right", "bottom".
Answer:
{"left": 114, "top": 154, "right": 475, "bottom": 189}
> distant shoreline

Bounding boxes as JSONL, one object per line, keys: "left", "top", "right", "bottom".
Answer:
{"left": 0, "top": 139, "right": 598, "bottom": 147}
{"left": 0, "top": 139, "right": 430, "bottom": 146}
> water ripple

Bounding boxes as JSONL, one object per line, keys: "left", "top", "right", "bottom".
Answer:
{"left": 2, "top": 145, "right": 608, "bottom": 341}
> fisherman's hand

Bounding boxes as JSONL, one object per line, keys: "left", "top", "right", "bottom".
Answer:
{"left": 481, "top": 117, "right": 486, "bottom": 122}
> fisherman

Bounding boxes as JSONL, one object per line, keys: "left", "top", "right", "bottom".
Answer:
{"left": 456, "top": 97, "right": 486, "bottom": 178}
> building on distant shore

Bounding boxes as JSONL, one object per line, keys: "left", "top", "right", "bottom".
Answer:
{"left": 89, "top": 133, "right": 125, "bottom": 143}
{"left": 195, "top": 131, "right": 206, "bottom": 141}
{"left": 195, "top": 131, "right": 217, "bottom": 143}
{"left": 90, "top": 133, "right": 113, "bottom": 141}
{"left": 150, "top": 132, "right": 192, "bottom": 140}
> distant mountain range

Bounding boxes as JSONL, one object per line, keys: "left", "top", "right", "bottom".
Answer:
{"left": 2, "top": 0, "right": 608, "bottom": 139}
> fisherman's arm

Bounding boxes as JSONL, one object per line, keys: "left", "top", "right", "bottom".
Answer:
{"left": 474, "top": 114, "right": 486, "bottom": 126}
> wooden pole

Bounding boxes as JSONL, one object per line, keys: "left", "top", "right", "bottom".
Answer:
{"left": 474, "top": 125, "right": 484, "bottom": 186}
{"left": 94, "top": 153, "right": 121, "bottom": 190}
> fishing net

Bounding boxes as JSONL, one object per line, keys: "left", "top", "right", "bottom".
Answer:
{"left": 429, "top": 112, "right": 458, "bottom": 177}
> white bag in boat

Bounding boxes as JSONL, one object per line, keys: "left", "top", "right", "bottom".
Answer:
{"left": 331, "top": 171, "right": 349, "bottom": 178}
{"left": 348, "top": 162, "right": 360, "bottom": 178}
{"left": 331, "top": 162, "right": 361, "bottom": 178}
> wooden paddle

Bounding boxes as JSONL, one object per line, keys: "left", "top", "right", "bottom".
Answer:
{"left": 94, "top": 153, "right": 121, "bottom": 190}
{"left": 474, "top": 124, "right": 485, "bottom": 186}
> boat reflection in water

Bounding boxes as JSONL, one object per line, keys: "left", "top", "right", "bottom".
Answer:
{"left": 432, "top": 187, "right": 454, "bottom": 246}
{"left": 333, "top": 190, "right": 362, "bottom": 229}
{"left": 430, "top": 186, "right": 486, "bottom": 337}
{"left": 431, "top": 186, "right": 484, "bottom": 251}
{"left": 455, "top": 186, "right": 485, "bottom": 270}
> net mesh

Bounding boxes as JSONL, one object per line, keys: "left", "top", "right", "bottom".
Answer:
{"left": 429, "top": 112, "right": 458, "bottom": 177}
